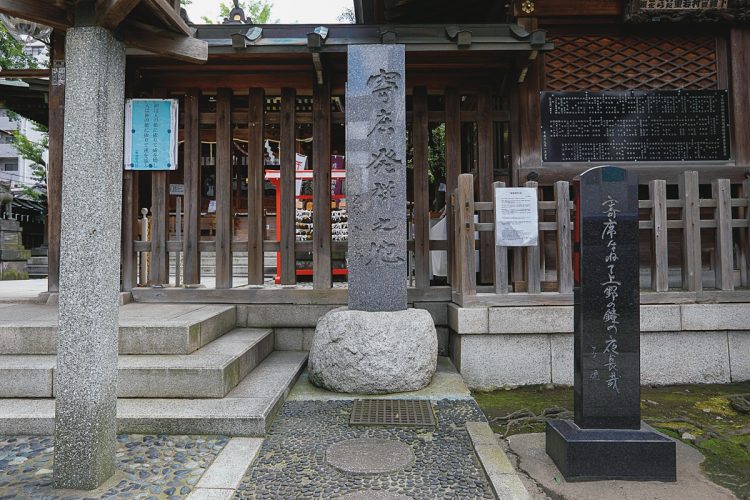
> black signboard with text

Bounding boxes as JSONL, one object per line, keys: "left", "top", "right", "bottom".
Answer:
{"left": 541, "top": 90, "right": 730, "bottom": 163}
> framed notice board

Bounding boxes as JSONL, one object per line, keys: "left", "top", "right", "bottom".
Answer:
{"left": 124, "top": 98, "right": 179, "bottom": 170}
{"left": 540, "top": 90, "right": 730, "bottom": 163}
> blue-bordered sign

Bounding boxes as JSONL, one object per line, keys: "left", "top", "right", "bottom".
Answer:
{"left": 124, "top": 99, "right": 179, "bottom": 170}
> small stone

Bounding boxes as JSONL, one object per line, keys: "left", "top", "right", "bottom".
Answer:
{"left": 681, "top": 432, "right": 697, "bottom": 441}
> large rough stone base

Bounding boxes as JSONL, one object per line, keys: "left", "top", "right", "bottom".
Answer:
{"left": 308, "top": 308, "right": 437, "bottom": 394}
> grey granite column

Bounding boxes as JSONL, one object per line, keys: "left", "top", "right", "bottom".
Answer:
{"left": 53, "top": 26, "right": 125, "bottom": 490}
{"left": 346, "top": 44, "right": 407, "bottom": 312}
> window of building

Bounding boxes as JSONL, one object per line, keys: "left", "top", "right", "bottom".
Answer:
{"left": 1, "top": 160, "right": 18, "bottom": 172}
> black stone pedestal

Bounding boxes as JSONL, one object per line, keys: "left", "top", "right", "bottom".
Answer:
{"left": 546, "top": 420, "right": 676, "bottom": 482}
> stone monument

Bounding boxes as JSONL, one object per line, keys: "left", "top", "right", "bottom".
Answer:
{"left": 0, "top": 181, "right": 30, "bottom": 280}
{"left": 546, "top": 166, "right": 676, "bottom": 481}
{"left": 308, "top": 44, "right": 437, "bottom": 394}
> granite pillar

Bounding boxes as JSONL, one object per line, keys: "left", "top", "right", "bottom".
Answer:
{"left": 546, "top": 166, "right": 676, "bottom": 482}
{"left": 53, "top": 25, "right": 125, "bottom": 490}
{"left": 346, "top": 44, "right": 407, "bottom": 312}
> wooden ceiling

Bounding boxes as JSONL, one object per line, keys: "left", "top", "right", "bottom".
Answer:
{"left": 0, "top": 0, "right": 207, "bottom": 63}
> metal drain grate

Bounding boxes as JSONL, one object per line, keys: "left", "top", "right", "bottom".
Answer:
{"left": 350, "top": 399, "right": 436, "bottom": 427}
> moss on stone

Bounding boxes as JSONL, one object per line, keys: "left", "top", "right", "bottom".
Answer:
{"left": 474, "top": 381, "right": 750, "bottom": 498}
{"left": 0, "top": 268, "right": 28, "bottom": 280}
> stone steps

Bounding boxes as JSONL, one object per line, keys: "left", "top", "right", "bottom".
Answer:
{"left": 0, "top": 328, "right": 273, "bottom": 399}
{"left": 0, "top": 351, "right": 307, "bottom": 436}
{"left": 0, "top": 303, "right": 236, "bottom": 355}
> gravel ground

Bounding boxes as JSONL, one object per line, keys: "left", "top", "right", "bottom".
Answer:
{"left": 236, "top": 399, "right": 495, "bottom": 499}
{"left": 0, "top": 434, "right": 229, "bottom": 499}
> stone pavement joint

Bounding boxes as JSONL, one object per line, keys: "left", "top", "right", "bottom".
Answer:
{"left": 194, "top": 437, "right": 263, "bottom": 490}
{"left": 467, "top": 421, "right": 531, "bottom": 500}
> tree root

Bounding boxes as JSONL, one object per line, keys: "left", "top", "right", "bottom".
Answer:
{"left": 489, "top": 407, "right": 573, "bottom": 437}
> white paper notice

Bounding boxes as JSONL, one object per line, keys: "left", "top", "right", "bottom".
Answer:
{"left": 495, "top": 187, "right": 539, "bottom": 247}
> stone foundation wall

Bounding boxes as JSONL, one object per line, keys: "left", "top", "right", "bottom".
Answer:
{"left": 449, "top": 303, "right": 750, "bottom": 390}
{"left": 236, "top": 302, "right": 450, "bottom": 355}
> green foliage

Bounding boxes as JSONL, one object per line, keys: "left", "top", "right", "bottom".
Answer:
{"left": 201, "top": 1, "right": 276, "bottom": 24}
{"left": 11, "top": 124, "right": 48, "bottom": 200}
{"left": 0, "top": 22, "right": 38, "bottom": 70}
{"left": 428, "top": 124, "right": 446, "bottom": 184}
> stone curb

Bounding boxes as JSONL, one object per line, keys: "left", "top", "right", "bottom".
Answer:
{"left": 188, "top": 437, "right": 263, "bottom": 499}
{"left": 466, "top": 421, "right": 531, "bottom": 500}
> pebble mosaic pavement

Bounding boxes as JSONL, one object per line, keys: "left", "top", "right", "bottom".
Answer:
{"left": 0, "top": 434, "right": 229, "bottom": 499}
{"left": 236, "top": 400, "right": 495, "bottom": 499}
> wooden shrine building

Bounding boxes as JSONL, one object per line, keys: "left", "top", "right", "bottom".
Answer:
{"left": 2, "top": 0, "right": 750, "bottom": 306}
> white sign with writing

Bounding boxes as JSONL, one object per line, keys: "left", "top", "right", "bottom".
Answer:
{"left": 495, "top": 187, "right": 539, "bottom": 247}
{"left": 169, "top": 184, "right": 185, "bottom": 196}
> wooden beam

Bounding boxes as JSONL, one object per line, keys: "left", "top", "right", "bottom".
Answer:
{"left": 280, "top": 87, "right": 296, "bottom": 285}
{"left": 514, "top": 0, "right": 621, "bottom": 17}
{"left": 121, "top": 24, "right": 207, "bottom": 64}
{"left": 247, "top": 88, "right": 265, "bottom": 285}
{"left": 96, "top": 0, "right": 140, "bottom": 30}
{"left": 0, "top": 69, "right": 50, "bottom": 78}
{"left": 313, "top": 75, "right": 332, "bottom": 289}
{"left": 0, "top": 0, "right": 71, "bottom": 30}
{"left": 143, "top": 0, "right": 192, "bottom": 36}
{"left": 215, "top": 88, "right": 233, "bottom": 289}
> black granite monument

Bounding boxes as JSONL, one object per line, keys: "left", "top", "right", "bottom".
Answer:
{"left": 546, "top": 166, "right": 676, "bottom": 482}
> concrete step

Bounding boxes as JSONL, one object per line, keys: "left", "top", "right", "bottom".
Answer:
{"left": 0, "top": 328, "right": 273, "bottom": 398}
{"left": 0, "top": 351, "right": 307, "bottom": 436}
{"left": 27, "top": 256, "right": 48, "bottom": 265}
{"left": 0, "top": 303, "right": 236, "bottom": 355}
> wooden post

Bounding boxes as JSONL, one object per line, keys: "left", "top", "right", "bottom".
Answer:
{"left": 493, "top": 181, "right": 508, "bottom": 294}
{"left": 477, "top": 88, "right": 495, "bottom": 284}
{"left": 445, "top": 87, "right": 461, "bottom": 285}
{"left": 649, "top": 180, "right": 669, "bottom": 292}
{"left": 121, "top": 170, "right": 136, "bottom": 291}
{"left": 280, "top": 87, "right": 296, "bottom": 285}
{"left": 175, "top": 196, "right": 182, "bottom": 287}
{"left": 456, "top": 174, "right": 476, "bottom": 298}
{"left": 215, "top": 88, "right": 233, "bottom": 289}
{"left": 47, "top": 30, "right": 65, "bottom": 293}
{"left": 413, "top": 86, "right": 430, "bottom": 288}
{"left": 150, "top": 89, "right": 168, "bottom": 286}
{"left": 744, "top": 179, "right": 750, "bottom": 288}
{"left": 730, "top": 28, "right": 750, "bottom": 166}
{"left": 139, "top": 207, "right": 149, "bottom": 285}
{"left": 150, "top": 173, "right": 167, "bottom": 285}
{"left": 525, "top": 180, "right": 541, "bottom": 294}
{"left": 313, "top": 76, "right": 332, "bottom": 289}
{"left": 183, "top": 88, "right": 201, "bottom": 285}
{"left": 679, "top": 171, "right": 702, "bottom": 292}
{"left": 555, "top": 180, "right": 573, "bottom": 294}
{"left": 713, "top": 179, "right": 734, "bottom": 290}
{"left": 247, "top": 88, "right": 265, "bottom": 285}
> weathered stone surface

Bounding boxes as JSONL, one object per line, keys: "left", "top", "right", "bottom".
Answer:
{"left": 308, "top": 308, "right": 437, "bottom": 394}
{"left": 54, "top": 25, "right": 125, "bottom": 490}
{"left": 346, "top": 44, "right": 407, "bottom": 312}
{"left": 326, "top": 438, "right": 414, "bottom": 474}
